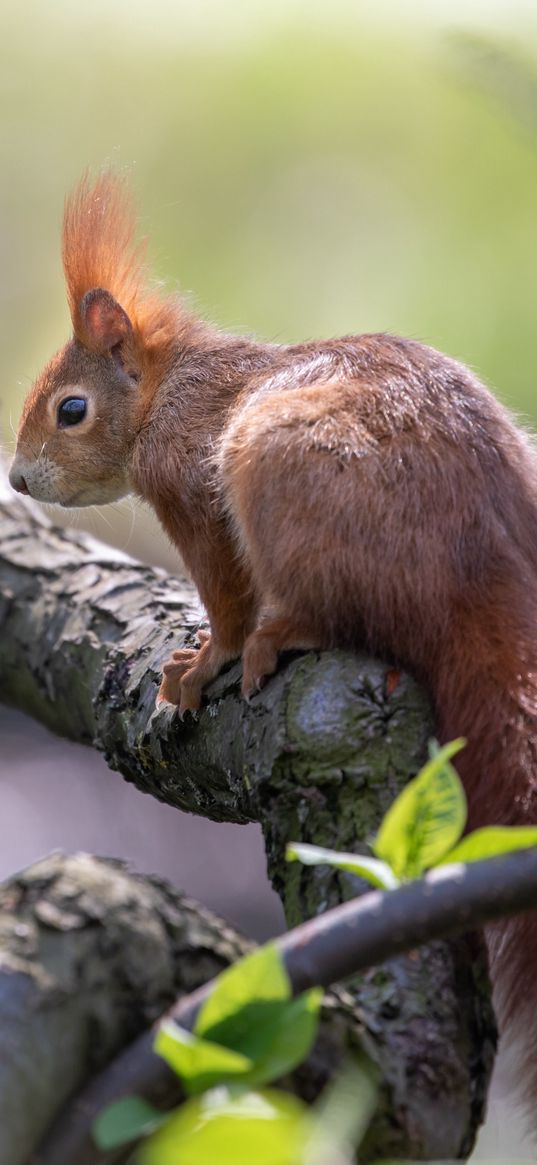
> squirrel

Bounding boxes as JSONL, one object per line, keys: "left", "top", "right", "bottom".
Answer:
{"left": 9, "top": 172, "right": 537, "bottom": 1115}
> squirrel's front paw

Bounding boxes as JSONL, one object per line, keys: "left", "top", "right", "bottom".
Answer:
{"left": 157, "top": 629, "right": 223, "bottom": 716}
{"left": 157, "top": 629, "right": 210, "bottom": 709}
{"left": 158, "top": 650, "right": 202, "bottom": 711}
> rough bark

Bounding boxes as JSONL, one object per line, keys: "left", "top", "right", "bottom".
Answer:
{"left": 0, "top": 853, "right": 252, "bottom": 1165}
{"left": 0, "top": 477, "right": 496, "bottom": 1159}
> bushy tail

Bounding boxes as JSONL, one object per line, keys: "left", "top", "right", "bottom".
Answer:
{"left": 433, "top": 583, "right": 537, "bottom": 1118}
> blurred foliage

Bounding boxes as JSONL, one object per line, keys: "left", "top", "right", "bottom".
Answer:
{"left": 2, "top": 0, "right": 537, "bottom": 561}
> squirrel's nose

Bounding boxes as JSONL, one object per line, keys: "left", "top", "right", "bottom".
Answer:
{"left": 9, "top": 466, "right": 30, "bottom": 495}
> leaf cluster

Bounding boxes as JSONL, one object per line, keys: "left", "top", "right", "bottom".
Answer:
{"left": 94, "top": 944, "right": 325, "bottom": 1163}
{"left": 287, "top": 739, "right": 537, "bottom": 889}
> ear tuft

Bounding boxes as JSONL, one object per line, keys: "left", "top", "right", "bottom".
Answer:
{"left": 79, "top": 288, "right": 133, "bottom": 354}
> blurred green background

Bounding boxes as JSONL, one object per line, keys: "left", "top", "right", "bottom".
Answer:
{"left": 2, "top": 1, "right": 537, "bottom": 1155}
{"left": 3, "top": 0, "right": 537, "bottom": 566}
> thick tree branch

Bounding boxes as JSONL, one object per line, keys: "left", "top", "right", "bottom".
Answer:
{"left": 0, "top": 475, "right": 496, "bottom": 1159}
{"left": 0, "top": 853, "right": 251, "bottom": 1165}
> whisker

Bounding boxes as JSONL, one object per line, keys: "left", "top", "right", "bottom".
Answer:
{"left": 91, "top": 506, "right": 114, "bottom": 532}
{"left": 120, "top": 496, "right": 137, "bottom": 552}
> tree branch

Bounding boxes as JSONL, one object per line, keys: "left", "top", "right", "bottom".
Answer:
{"left": 35, "top": 846, "right": 537, "bottom": 1165}
{"left": 0, "top": 853, "right": 251, "bottom": 1165}
{"left": 0, "top": 473, "right": 495, "bottom": 1159}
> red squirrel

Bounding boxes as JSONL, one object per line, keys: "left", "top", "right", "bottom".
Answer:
{"left": 9, "top": 172, "right": 537, "bottom": 1112}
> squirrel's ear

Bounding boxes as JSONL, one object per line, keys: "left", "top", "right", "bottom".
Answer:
{"left": 79, "top": 288, "right": 133, "bottom": 354}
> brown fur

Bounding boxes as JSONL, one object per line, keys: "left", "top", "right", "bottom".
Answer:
{"left": 10, "top": 173, "right": 537, "bottom": 1123}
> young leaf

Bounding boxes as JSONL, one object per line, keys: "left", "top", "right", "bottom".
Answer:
{"left": 373, "top": 739, "right": 467, "bottom": 879}
{"left": 286, "top": 842, "right": 399, "bottom": 890}
{"left": 157, "top": 944, "right": 323, "bottom": 1092}
{"left": 195, "top": 943, "right": 290, "bottom": 1041}
{"left": 439, "top": 825, "right": 537, "bottom": 866}
{"left": 154, "top": 1021, "right": 253, "bottom": 1095}
{"left": 233, "top": 987, "right": 324, "bottom": 1089}
{"left": 138, "top": 1088, "right": 312, "bottom": 1165}
{"left": 92, "top": 1096, "right": 165, "bottom": 1150}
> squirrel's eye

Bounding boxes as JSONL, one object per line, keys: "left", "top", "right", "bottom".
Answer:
{"left": 57, "top": 397, "right": 87, "bottom": 428}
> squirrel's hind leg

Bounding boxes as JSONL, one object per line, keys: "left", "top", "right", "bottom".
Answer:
{"left": 241, "top": 616, "right": 319, "bottom": 700}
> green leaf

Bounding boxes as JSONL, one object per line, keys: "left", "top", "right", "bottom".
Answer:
{"left": 138, "top": 1088, "right": 311, "bottom": 1165}
{"left": 92, "top": 1096, "right": 165, "bottom": 1150}
{"left": 154, "top": 1021, "right": 254, "bottom": 1095}
{"left": 235, "top": 987, "right": 323, "bottom": 1088}
{"left": 195, "top": 942, "right": 322, "bottom": 1085}
{"left": 286, "top": 842, "right": 399, "bottom": 889}
{"left": 195, "top": 944, "right": 290, "bottom": 1040}
{"left": 373, "top": 739, "right": 467, "bottom": 879}
{"left": 440, "top": 825, "right": 537, "bottom": 866}
{"left": 157, "top": 944, "right": 323, "bottom": 1092}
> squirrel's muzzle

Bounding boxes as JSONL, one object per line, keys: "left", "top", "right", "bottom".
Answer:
{"left": 9, "top": 464, "right": 30, "bottom": 495}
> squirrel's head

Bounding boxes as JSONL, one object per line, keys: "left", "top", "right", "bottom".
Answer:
{"left": 10, "top": 172, "right": 181, "bottom": 507}
{"left": 10, "top": 291, "right": 141, "bottom": 505}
